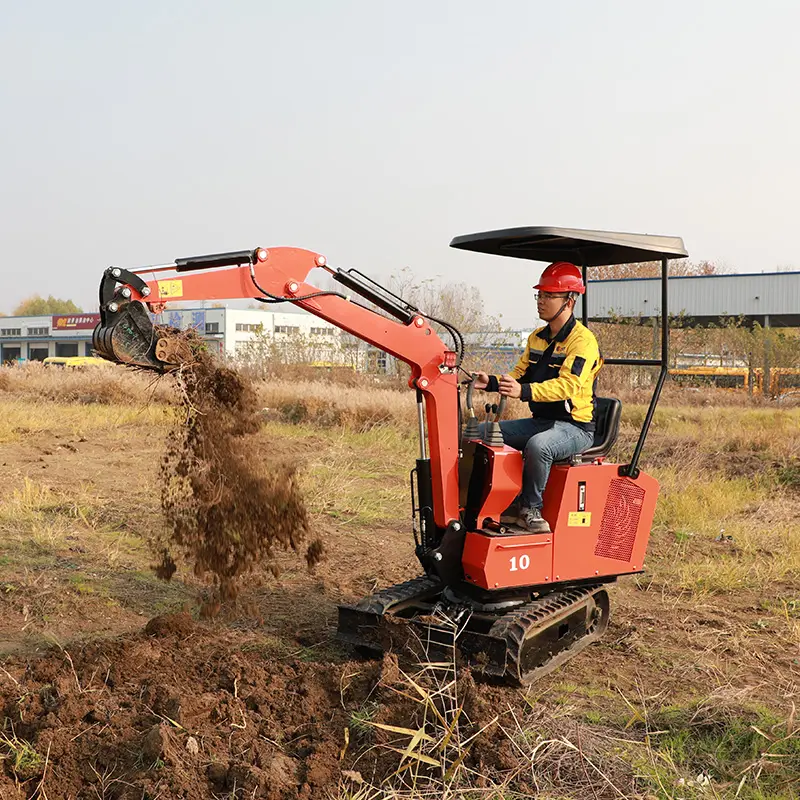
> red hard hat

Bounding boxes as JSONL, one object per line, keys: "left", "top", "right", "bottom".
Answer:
{"left": 533, "top": 262, "right": 585, "bottom": 294}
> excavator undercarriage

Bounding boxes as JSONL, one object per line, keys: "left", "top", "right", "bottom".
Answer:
{"left": 337, "top": 576, "right": 610, "bottom": 685}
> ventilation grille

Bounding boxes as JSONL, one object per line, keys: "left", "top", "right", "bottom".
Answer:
{"left": 594, "top": 478, "right": 645, "bottom": 562}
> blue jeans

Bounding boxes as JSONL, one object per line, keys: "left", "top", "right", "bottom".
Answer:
{"left": 479, "top": 418, "right": 594, "bottom": 510}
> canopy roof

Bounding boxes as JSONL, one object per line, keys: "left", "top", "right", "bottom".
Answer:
{"left": 449, "top": 226, "right": 688, "bottom": 266}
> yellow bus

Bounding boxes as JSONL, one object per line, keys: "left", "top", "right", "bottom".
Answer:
{"left": 43, "top": 356, "right": 114, "bottom": 369}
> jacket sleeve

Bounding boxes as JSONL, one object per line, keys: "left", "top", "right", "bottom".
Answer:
{"left": 521, "top": 333, "right": 599, "bottom": 403}
{"left": 486, "top": 341, "right": 531, "bottom": 392}
{"left": 508, "top": 342, "right": 531, "bottom": 381}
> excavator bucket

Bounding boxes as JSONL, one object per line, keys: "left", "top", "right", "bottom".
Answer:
{"left": 92, "top": 300, "right": 195, "bottom": 371}
{"left": 93, "top": 265, "right": 198, "bottom": 371}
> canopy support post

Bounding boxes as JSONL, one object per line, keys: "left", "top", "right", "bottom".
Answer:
{"left": 620, "top": 257, "right": 668, "bottom": 479}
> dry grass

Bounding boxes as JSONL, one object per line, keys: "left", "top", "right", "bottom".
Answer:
{"left": 0, "top": 397, "right": 171, "bottom": 444}
{"left": 0, "top": 478, "right": 143, "bottom": 578}
{"left": 257, "top": 378, "right": 419, "bottom": 431}
{"left": 0, "top": 363, "right": 175, "bottom": 444}
{"left": 0, "top": 361, "right": 175, "bottom": 405}
{"left": 339, "top": 645, "right": 800, "bottom": 799}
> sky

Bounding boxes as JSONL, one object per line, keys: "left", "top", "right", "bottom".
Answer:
{"left": 2, "top": 0, "right": 799, "bottom": 328}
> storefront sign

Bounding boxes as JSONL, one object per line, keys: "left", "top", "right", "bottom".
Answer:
{"left": 53, "top": 314, "right": 101, "bottom": 331}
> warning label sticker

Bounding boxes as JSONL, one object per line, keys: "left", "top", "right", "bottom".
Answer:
{"left": 568, "top": 511, "right": 592, "bottom": 527}
{"left": 157, "top": 279, "right": 184, "bottom": 299}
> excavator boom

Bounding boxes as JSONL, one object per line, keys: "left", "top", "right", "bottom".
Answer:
{"left": 93, "top": 245, "right": 463, "bottom": 532}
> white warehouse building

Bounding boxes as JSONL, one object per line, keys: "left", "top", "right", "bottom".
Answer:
{"left": 152, "top": 307, "right": 340, "bottom": 359}
{"left": 0, "top": 307, "right": 359, "bottom": 366}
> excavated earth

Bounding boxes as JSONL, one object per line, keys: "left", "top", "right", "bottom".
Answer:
{"left": 158, "top": 345, "right": 317, "bottom": 602}
{"left": 0, "top": 618, "right": 532, "bottom": 799}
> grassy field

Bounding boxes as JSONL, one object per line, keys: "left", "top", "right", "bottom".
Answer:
{"left": 0, "top": 363, "right": 799, "bottom": 798}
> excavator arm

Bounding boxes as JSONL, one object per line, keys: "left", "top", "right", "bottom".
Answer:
{"left": 93, "top": 246, "right": 462, "bottom": 531}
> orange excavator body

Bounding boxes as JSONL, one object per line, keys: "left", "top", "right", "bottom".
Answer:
{"left": 94, "top": 227, "right": 685, "bottom": 684}
{"left": 461, "top": 458, "right": 658, "bottom": 591}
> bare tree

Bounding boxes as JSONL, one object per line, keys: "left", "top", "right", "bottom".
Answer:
{"left": 591, "top": 260, "right": 726, "bottom": 281}
{"left": 388, "top": 268, "right": 502, "bottom": 333}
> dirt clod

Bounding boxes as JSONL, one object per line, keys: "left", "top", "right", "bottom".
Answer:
{"left": 305, "top": 536, "right": 326, "bottom": 569}
{"left": 153, "top": 550, "right": 177, "bottom": 580}
{"left": 144, "top": 611, "right": 194, "bottom": 638}
{"left": 141, "top": 723, "right": 168, "bottom": 763}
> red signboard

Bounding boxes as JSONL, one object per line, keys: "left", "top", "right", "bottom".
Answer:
{"left": 52, "top": 314, "right": 101, "bottom": 331}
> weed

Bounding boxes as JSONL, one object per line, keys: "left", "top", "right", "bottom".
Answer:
{"left": 349, "top": 701, "right": 380, "bottom": 738}
{"left": 68, "top": 574, "right": 96, "bottom": 595}
{"left": 613, "top": 690, "right": 800, "bottom": 800}
{"left": 0, "top": 730, "right": 44, "bottom": 780}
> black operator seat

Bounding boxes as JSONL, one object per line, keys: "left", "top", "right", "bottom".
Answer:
{"left": 572, "top": 397, "right": 622, "bottom": 463}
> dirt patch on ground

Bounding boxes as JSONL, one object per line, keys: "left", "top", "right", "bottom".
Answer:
{"left": 0, "top": 616, "right": 553, "bottom": 800}
{"left": 158, "top": 346, "right": 313, "bottom": 602}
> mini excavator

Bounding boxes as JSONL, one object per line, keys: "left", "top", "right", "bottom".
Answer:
{"left": 93, "top": 227, "right": 688, "bottom": 684}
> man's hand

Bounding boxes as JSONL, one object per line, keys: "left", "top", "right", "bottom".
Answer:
{"left": 498, "top": 374, "right": 522, "bottom": 399}
{"left": 471, "top": 371, "right": 489, "bottom": 390}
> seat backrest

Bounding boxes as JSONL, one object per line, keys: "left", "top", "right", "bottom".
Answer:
{"left": 577, "top": 397, "right": 622, "bottom": 461}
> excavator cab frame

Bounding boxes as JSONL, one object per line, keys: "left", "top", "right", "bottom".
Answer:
{"left": 449, "top": 226, "right": 688, "bottom": 479}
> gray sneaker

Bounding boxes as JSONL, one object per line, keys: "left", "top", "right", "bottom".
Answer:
{"left": 518, "top": 507, "right": 551, "bottom": 534}
{"left": 499, "top": 501, "right": 521, "bottom": 525}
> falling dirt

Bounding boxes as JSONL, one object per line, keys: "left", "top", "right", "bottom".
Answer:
{"left": 304, "top": 536, "right": 326, "bottom": 569}
{"left": 157, "top": 338, "right": 317, "bottom": 602}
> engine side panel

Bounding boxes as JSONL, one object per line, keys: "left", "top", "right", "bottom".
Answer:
{"left": 462, "top": 530, "right": 553, "bottom": 589}
{"left": 546, "top": 464, "right": 658, "bottom": 582}
{"left": 461, "top": 463, "right": 658, "bottom": 591}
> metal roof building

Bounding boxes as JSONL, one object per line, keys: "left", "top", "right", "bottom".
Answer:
{"left": 576, "top": 270, "right": 800, "bottom": 328}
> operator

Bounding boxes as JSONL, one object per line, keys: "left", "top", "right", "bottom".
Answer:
{"left": 473, "top": 262, "right": 602, "bottom": 534}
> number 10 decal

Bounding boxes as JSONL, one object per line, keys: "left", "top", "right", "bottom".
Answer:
{"left": 509, "top": 554, "right": 531, "bottom": 571}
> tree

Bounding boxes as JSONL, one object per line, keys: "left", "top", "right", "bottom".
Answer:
{"left": 591, "top": 260, "right": 726, "bottom": 281}
{"left": 388, "top": 268, "right": 502, "bottom": 334}
{"left": 386, "top": 269, "right": 514, "bottom": 374}
{"left": 13, "top": 295, "right": 83, "bottom": 316}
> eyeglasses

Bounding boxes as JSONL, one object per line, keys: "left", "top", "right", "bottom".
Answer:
{"left": 535, "top": 292, "right": 570, "bottom": 301}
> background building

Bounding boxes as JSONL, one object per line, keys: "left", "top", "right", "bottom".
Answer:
{"left": 0, "top": 306, "right": 391, "bottom": 370}
{"left": 0, "top": 313, "right": 100, "bottom": 363}
{"left": 576, "top": 270, "right": 800, "bottom": 328}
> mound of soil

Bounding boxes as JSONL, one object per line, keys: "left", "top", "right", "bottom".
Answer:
{"left": 144, "top": 611, "right": 195, "bottom": 638}
{"left": 158, "top": 342, "right": 315, "bottom": 601}
{"left": 0, "top": 619, "right": 533, "bottom": 800}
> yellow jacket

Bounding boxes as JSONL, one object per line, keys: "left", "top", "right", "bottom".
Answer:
{"left": 488, "top": 316, "right": 602, "bottom": 430}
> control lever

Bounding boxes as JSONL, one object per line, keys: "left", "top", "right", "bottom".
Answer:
{"left": 482, "top": 399, "right": 505, "bottom": 446}
{"left": 461, "top": 376, "right": 481, "bottom": 441}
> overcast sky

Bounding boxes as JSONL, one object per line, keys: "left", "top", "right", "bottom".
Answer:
{"left": 2, "top": 1, "right": 799, "bottom": 328}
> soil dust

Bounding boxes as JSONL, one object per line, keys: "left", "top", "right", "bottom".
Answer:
{"left": 157, "top": 338, "right": 316, "bottom": 601}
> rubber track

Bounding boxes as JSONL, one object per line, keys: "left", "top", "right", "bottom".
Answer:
{"left": 488, "top": 584, "right": 604, "bottom": 679}
{"left": 354, "top": 575, "right": 443, "bottom": 615}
